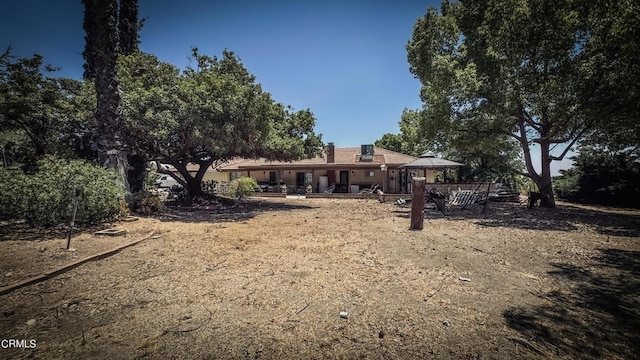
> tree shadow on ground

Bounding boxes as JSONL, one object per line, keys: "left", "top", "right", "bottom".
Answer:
{"left": 160, "top": 198, "right": 317, "bottom": 224}
{"left": 393, "top": 201, "right": 640, "bottom": 235}
{"left": 504, "top": 248, "right": 640, "bottom": 358}
{"left": 0, "top": 199, "right": 316, "bottom": 240}
{"left": 0, "top": 222, "right": 108, "bottom": 242}
{"left": 476, "top": 203, "right": 639, "bottom": 236}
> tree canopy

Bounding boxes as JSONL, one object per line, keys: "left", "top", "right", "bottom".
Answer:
{"left": 0, "top": 49, "right": 83, "bottom": 169}
{"left": 117, "top": 50, "right": 323, "bottom": 197}
{"left": 405, "top": 0, "right": 640, "bottom": 207}
{"left": 554, "top": 146, "right": 640, "bottom": 208}
{"left": 375, "top": 107, "right": 523, "bottom": 181}
{"left": 375, "top": 109, "right": 427, "bottom": 157}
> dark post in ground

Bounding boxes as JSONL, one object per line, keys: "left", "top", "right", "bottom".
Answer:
{"left": 410, "top": 177, "right": 426, "bottom": 230}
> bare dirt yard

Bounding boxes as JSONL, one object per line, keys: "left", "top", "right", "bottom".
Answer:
{"left": 1, "top": 196, "right": 639, "bottom": 359}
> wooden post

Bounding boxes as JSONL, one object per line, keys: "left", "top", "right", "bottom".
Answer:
{"left": 410, "top": 177, "right": 426, "bottom": 230}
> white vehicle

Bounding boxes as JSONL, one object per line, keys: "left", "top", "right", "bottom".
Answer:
{"left": 156, "top": 174, "right": 179, "bottom": 188}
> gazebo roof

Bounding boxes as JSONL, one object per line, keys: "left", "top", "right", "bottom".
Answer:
{"left": 399, "top": 153, "right": 464, "bottom": 168}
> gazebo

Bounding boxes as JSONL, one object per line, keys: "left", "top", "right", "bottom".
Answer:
{"left": 399, "top": 153, "right": 464, "bottom": 193}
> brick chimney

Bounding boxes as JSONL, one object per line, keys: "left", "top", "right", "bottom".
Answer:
{"left": 327, "top": 142, "right": 335, "bottom": 163}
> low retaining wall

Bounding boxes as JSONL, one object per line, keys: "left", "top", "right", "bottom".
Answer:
{"left": 379, "top": 194, "right": 410, "bottom": 203}
{"left": 250, "top": 192, "right": 287, "bottom": 198}
{"left": 305, "top": 193, "right": 379, "bottom": 199}
{"left": 423, "top": 182, "right": 495, "bottom": 193}
{"left": 249, "top": 183, "right": 496, "bottom": 201}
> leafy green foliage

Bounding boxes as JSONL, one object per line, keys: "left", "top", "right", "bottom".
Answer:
{"left": 579, "top": 0, "right": 640, "bottom": 150}
{"left": 375, "top": 133, "right": 405, "bottom": 155}
{"left": 228, "top": 177, "right": 259, "bottom": 199}
{"left": 405, "top": 0, "right": 640, "bottom": 207}
{"left": 0, "top": 166, "right": 23, "bottom": 220}
{"left": 117, "top": 50, "right": 323, "bottom": 198}
{"left": 0, "top": 50, "right": 83, "bottom": 168}
{"left": 131, "top": 190, "right": 164, "bottom": 215}
{"left": 375, "top": 108, "right": 522, "bottom": 181}
{"left": 554, "top": 147, "right": 640, "bottom": 208}
{"left": 375, "top": 109, "right": 428, "bottom": 157}
{"left": 0, "top": 156, "right": 126, "bottom": 226}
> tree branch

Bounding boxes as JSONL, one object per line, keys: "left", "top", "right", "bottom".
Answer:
{"left": 521, "top": 107, "right": 542, "bottom": 133}
{"left": 516, "top": 110, "right": 540, "bottom": 181}
{"left": 547, "top": 128, "right": 586, "bottom": 161}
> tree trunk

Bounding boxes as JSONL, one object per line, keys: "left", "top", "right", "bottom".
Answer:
{"left": 100, "top": 148, "right": 130, "bottom": 191}
{"left": 171, "top": 163, "right": 210, "bottom": 199}
{"left": 127, "top": 153, "right": 147, "bottom": 193}
{"left": 536, "top": 141, "right": 556, "bottom": 208}
{"left": 85, "top": 0, "right": 130, "bottom": 192}
{"left": 185, "top": 177, "right": 204, "bottom": 198}
{"left": 118, "top": 0, "right": 140, "bottom": 55}
{"left": 516, "top": 106, "right": 556, "bottom": 208}
{"left": 170, "top": 160, "right": 214, "bottom": 199}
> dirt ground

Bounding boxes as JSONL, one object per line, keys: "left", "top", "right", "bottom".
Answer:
{"left": 1, "top": 196, "right": 639, "bottom": 359}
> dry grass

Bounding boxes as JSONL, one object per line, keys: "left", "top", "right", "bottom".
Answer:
{"left": 0, "top": 197, "right": 639, "bottom": 359}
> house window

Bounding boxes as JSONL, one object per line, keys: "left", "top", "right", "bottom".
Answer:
{"left": 230, "top": 171, "right": 243, "bottom": 181}
{"left": 365, "top": 171, "right": 375, "bottom": 177}
{"left": 269, "top": 171, "right": 276, "bottom": 184}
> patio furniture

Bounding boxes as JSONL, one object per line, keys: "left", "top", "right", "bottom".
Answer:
{"left": 449, "top": 188, "right": 478, "bottom": 206}
{"left": 488, "top": 183, "right": 520, "bottom": 202}
{"left": 323, "top": 183, "right": 336, "bottom": 194}
{"left": 358, "top": 184, "right": 379, "bottom": 194}
{"left": 424, "top": 187, "right": 482, "bottom": 215}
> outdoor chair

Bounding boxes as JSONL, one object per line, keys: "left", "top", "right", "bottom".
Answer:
{"left": 359, "top": 184, "right": 379, "bottom": 194}
{"left": 488, "top": 183, "right": 520, "bottom": 202}
{"left": 449, "top": 188, "right": 478, "bottom": 207}
{"left": 424, "top": 187, "right": 480, "bottom": 215}
{"left": 323, "top": 183, "right": 336, "bottom": 194}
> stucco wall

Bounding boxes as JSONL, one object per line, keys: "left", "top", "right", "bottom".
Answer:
{"left": 220, "top": 166, "right": 410, "bottom": 193}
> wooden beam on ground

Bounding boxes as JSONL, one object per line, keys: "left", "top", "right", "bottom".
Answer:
{"left": 0, "top": 222, "right": 159, "bottom": 296}
{"left": 410, "top": 177, "right": 426, "bottom": 230}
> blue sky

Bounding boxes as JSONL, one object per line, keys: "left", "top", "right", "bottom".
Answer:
{"left": 1, "top": 0, "right": 429, "bottom": 146}
{"left": 0, "top": 0, "right": 572, "bottom": 174}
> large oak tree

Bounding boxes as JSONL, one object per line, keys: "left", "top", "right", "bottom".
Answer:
{"left": 406, "top": 0, "right": 639, "bottom": 207}
{"left": 117, "top": 50, "right": 323, "bottom": 198}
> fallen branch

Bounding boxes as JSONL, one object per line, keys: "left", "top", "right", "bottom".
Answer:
{"left": 0, "top": 222, "right": 159, "bottom": 296}
{"left": 295, "top": 302, "right": 310, "bottom": 314}
{"left": 507, "top": 336, "right": 546, "bottom": 356}
{"left": 204, "top": 259, "right": 226, "bottom": 272}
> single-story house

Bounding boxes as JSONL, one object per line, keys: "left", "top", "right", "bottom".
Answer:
{"left": 217, "top": 143, "right": 417, "bottom": 194}
{"left": 183, "top": 159, "right": 245, "bottom": 183}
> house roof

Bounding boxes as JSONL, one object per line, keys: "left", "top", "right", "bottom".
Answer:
{"left": 218, "top": 147, "right": 417, "bottom": 171}
{"left": 399, "top": 153, "right": 464, "bottom": 168}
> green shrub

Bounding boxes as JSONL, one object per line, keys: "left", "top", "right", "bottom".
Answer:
{"left": 0, "top": 156, "right": 126, "bottom": 226}
{"left": 228, "top": 177, "right": 259, "bottom": 199}
{"left": 0, "top": 166, "right": 27, "bottom": 221}
{"left": 118, "top": 198, "right": 131, "bottom": 219}
{"left": 131, "top": 191, "right": 165, "bottom": 215}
